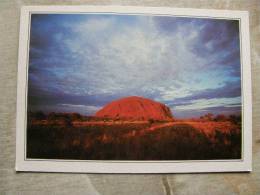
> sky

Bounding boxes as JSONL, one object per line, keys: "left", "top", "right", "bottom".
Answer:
{"left": 28, "top": 13, "right": 242, "bottom": 118}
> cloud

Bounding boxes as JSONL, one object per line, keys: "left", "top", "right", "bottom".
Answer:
{"left": 174, "top": 80, "right": 241, "bottom": 102}
{"left": 28, "top": 14, "right": 242, "bottom": 117}
{"left": 59, "top": 104, "right": 101, "bottom": 114}
{"left": 174, "top": 97, "right": 241, "bottom": 111}
{"left": 59, "top": 16, "right": 207, "bottom": 95}
{"left": 29, "top": 103, "right": 101, "bottom": 115}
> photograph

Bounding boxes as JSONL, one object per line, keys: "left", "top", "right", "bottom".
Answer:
{"left": 16, "top": 6, "right": 252, "bottom": 173}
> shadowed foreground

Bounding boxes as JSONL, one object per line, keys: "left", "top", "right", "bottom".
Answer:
{"left": 26, "top": 114, "right": 241, "bottom": 160}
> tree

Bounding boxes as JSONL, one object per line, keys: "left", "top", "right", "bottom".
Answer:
{"left": 61, "top": 117, "right": 72, "bottom": 126}
{"left": 200, "top": 113, "right": 214, "bottom": 121}
{"left": 47, "top": 112, "right": 58, "bottom": 121}
{"left": 214, "top": 114, "right": 227, "bottom": 122}
{"left": 30, "top": 111, "right": 46, "bottom": 120}
{"left": 205, "top": 113, "right": 214, "bottom": 121}
{"left": 229, "top": 115, "right": 241, "bottom": 125}
{"left": 71, "top": 113, "right": 82, "bottom": 121}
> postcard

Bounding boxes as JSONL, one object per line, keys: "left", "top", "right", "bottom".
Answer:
{"left": 16, "top": 6, "right": 252, "bottom": 173}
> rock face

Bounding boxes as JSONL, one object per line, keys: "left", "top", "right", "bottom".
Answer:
{"left": 95, "top": 96, "right": 173, "bottom": 121}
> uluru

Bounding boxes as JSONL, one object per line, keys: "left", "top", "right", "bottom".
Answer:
{"left": 95, "top": 96, "right": 173, "bottom": 121}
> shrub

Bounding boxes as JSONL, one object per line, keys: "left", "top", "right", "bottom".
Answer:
{"left": 214, "top": 114, "right": 228, "bottom": 122}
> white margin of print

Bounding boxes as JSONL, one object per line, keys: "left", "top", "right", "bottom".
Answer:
{"left": 16, "top": 6, "right": 252, "bottom": 173}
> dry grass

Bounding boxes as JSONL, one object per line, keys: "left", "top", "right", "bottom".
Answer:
{"left": 27, "top": 115, "right": 241, "bottom": 160}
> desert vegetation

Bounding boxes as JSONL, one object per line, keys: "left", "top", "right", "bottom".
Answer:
{"left": 26, "top": 111, "right": 241, "bottom": 160}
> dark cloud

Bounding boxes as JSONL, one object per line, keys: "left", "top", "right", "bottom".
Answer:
{"left": 193, "top": 19, "right": 239, "bottom": 54}
{"left": 28, "top": 88, "right": 120, "bottom": 108}
{"left": 175, "top": 81, "right": 241, "bottom": 103}
{"left": 188, "top": 20, "right": 241, "bottom": 80}
{"left": 155, "top": 16, "right": 241, "bottom": 79}
{"left": 217, "top": 49, "right": 241, "bottom": 67}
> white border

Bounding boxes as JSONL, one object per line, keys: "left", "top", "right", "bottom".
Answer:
{"left": 16, "top": 6, "right": 252, "bottom": 173}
